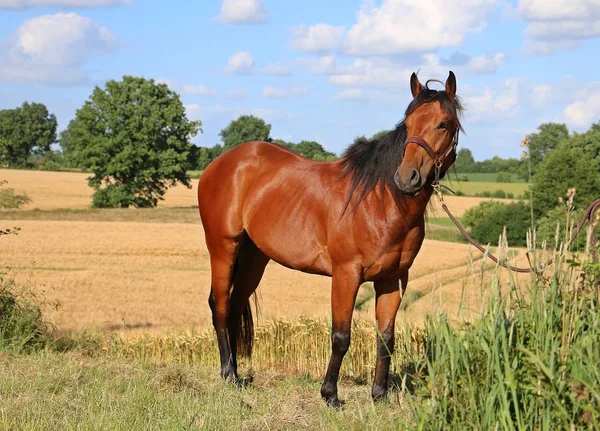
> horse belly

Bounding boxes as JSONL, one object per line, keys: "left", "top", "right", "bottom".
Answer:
{"left": 244, "top": 207, "right": 333, "bottom": 277}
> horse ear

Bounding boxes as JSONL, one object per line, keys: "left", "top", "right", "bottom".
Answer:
{"left": 410, "top": 72, "right": 423, "bottom": 99}
{"left": 445, "top": 71, "right": 456, "bottom": 98}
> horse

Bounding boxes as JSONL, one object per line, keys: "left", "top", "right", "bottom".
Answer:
{"left": 197, "top": 71, "right": 464, "bottom": 407}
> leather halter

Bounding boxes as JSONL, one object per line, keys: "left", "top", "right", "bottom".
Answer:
{"left": 403, "top": 131, "right": 459, "bottom": 182}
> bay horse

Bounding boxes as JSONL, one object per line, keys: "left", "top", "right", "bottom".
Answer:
{"left": 197, "top": 71, "right": 464, "bottom": 407}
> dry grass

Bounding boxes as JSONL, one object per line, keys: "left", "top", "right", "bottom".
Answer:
{"left": 0, "top": 218, "right": 531, "bottom": 335}
{"left": 2, "top": 168, "right": 490, "bottom": 217}
{"left": 0, "top": 168, "right": 533, "bottom": 336}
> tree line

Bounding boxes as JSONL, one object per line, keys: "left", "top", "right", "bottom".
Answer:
{"left": 1, "top": 75, "right": 599, "bottom": 212}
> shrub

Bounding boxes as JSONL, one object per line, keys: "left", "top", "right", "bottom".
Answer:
{"left": 0, "top": 271, "right": 54, "bottom": 352}
{"left": 492, "top": 189, "right": 506, "bottom": 199}
{"left": 0, "top": 181, "right": 32, "bottom": 209}
{"left": 506, "top": 192, "right": 514, "bottom": 199}
{"left": 455, "top": 190, "right": 465, "bottom": 196}
{"left": 463, "top": 200, "right": 531, "bottom": 246}
{"left": 495, "top": 172, "right": 512, "bottom": 183}
{"left": 408, "top": 244, "right": 600, "bottom": 429}
{"left": 459, "top": 175, "right": 470, "bottom": 182}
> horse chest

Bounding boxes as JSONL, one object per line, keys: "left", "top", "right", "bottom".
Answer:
{"left": 363, "top": 229, "right": 425, "bottom": 280}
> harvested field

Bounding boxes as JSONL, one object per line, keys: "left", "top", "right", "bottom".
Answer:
{"left": 1, "top": 168, "right": 504, "bottom": 217}
{"left": 1, "top": 218, "right": 531, "bottom": 334}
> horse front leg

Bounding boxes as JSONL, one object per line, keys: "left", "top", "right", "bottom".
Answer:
{"left": 371, "top": 275, "right": 404, "bottom": 401}
{"left": 320, "top": 266, "right": 361, "bottom": 407}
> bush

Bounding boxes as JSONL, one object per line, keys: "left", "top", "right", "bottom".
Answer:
{"left": 492, "top": 189, "right": 506, "bottom": 199}
{"left": 536, "top": 204, "right": 599, "bottom": 250}
{"left": 506, "top": 192, "right": 514, "bottom": 199}
{"left": 408, "top": 244, "right": 600, "bottom": 429}
{"left": 495, "top": 172, "right": 512, "bottom": 183}
{"left": 0, "top": 271, "right": 54, "bottom": 352}
{"left": 0, "top": 181, "right": 32, "bottom": 209}
{"left": 463, "top": 201, "right": 531, "bottom": 246}
{"left": 475, "top": 190, "right": 492, "bottom": 198}
{"left": 455, "top": 190, "right": 465, "bottom": 196}
{"left": 459, "top": 175, "right": 469, "bottom": 182}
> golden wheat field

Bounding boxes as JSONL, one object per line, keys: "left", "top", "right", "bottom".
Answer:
{"left": 1, "top": 168, "right": 532, "bottom": 335}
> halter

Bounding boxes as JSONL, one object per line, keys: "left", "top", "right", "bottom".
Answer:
{"left": 403, "top": 130, "right": 459, "bottom": 185}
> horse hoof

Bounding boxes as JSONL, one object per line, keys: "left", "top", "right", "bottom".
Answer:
{"left": 371, "top": 388, "right": 388, "bottom": 402}
{"left": 323, "top": 396, "right": 345, "bottom": 409}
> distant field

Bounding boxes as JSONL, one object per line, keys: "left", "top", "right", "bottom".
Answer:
{"left": 442, "top": 180, "right": 529, "bottom": 197}
{"left": 448, "top": 172, "right": 526, "bottom": 182}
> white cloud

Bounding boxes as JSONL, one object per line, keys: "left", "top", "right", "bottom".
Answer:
{"left": 0, "top": 0, "right": 128, "bottom": 8}
{"left": 262, "top": 62, "right": 291, "bottom": 76}
{"left": 290, "top": 24, "right": 345, "bottom": 53}
{"left": 461, "top": 79, "right": 520, "bottom": 123}
{"left": 181, "top": 84, "right": 218, "bottom": 96}
{"left": 518, "top": 0, "right": 600, "bottom": 54}
{"left": 225, "top": 87, "right": 247, "bottom": 99}
{"left": 262, "top": 86, "right": 309, "bottom": 98}
{"left": 215, "top": 0, "right": 268, "bottom": 24}
{"left": 299, "top": 52, "right": 504, "bottom": 90}
{"left": 343, "top": 0, "right": 495, "bottom": 56}
{"left": 224, "top": 51, "right": 254, "bottom": 74}
{"left": 563, "top": 91, "right": 600, "bottom": 128}
{"left": 0, "top": 12, "right": 117, "bottom": 84}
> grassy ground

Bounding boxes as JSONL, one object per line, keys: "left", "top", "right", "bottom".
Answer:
{"left": 441, "top": 180, "right": 528, "bottom": 197}
{"left": 0, "top": 352, "right": 414, "bottom": 430}
{"left": 448, "top": 172, "right": 526, "bottom": 182}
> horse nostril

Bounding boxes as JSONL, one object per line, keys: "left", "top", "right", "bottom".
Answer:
{"left": 409, "top": 169, "right": 420, "bottom": 187}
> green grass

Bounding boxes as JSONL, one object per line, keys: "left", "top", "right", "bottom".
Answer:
{"left": 448, "top": 172, "right": 526, "bottom": 183}
{"left": 441, "top": 180, "right": 528, "bottom": 197}
{"left": 188, "top": 170, "right": 203, "bottom": 179}
{"left": 0, "top": 353, "right": 414, "bottom": 430}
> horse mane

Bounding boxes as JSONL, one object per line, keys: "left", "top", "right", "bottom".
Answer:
{"left": 339, "top": 80, "right": 465, "bottom": 215}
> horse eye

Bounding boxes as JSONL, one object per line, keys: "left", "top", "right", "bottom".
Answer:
{"left": 438, "top": 121, "right": 448, "bottom": 129}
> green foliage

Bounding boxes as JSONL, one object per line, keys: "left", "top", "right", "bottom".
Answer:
{"left": 0, "top": 272, "right": 54, "bottom": 353}
{"left": 0, "top": 180, "right": 31, "bottom": 209}
{"left": 61, "top": 76, "right": 201, "bottom": 208}
{"left": 0, "top": 102, "right": 57, "bottom": 167}
{"left": 28, "top": 150, "right": 66, "bottom": 171}
{"left": 454, "top": 148, "right": 477, "bottom": 172}
{"left": 495, "top": 172, "right": 512, "bottom": 183}
{"left": 451, "top": 173, "right": 525, "bottom": 183}
{"left": 219, "top": 115, "right": 271, "bottom": 151}
{"left": 506, "top": 192, "right": 514, "bottom": 199}
{"left": 566, "top": 122, "right": 600, "bottom": 169}
{"left": 463, "top": 201, "right": 531, "bottom": 246}
{"left": 536, "top": 204, "right": 599, "bottom": 250}
{"left": 525, "top": 122, "right": 570, "bottom": 176}
{"left": 492, "top": 189, "right": 506, "bottom": 198}
{"left": 370, "top": 129, "right": 390, "bottom": 141}
{"left": 532, "top": 143, "right": 600, "bottom": 218}
{"left": 408, "top": 241, "right": 600, "bottom": 430}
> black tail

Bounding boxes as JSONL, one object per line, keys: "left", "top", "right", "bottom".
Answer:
{"left": 228, "top": 258, "right": 256, "bottom": 359}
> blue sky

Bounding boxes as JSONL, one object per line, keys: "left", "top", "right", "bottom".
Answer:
{"left": 0, "top": 0, "right": 599, "bottom": 161}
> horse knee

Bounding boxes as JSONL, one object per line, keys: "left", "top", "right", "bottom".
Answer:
{"left": 332, "top": 330, "right": 350, "bottom": 356}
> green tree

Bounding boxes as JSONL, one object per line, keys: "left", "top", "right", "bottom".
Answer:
{"left": 532, "top": 143, "right": 600, "bottom": 218}
{"left": 61, "top": 75, "right": 201, "bottom": 208}
{"left": 219, "top": 115, "right": 271, "bottom": 151}
{"left": 463, "top": 200, "right": 531, "bottom": 247}
{"left": 371, "top": 130, "right": 390, "bottom": 141}
{"left": 566, "top": 122, "right": 600, "bottom": 169}
{"left": 526, "top": 123, "right": 570, "bottom": 176}
{"left": 454, "top": 148, "right": 477, "bottom": 172}
{"left": 0, "top": 102, "right": 57, "bottom": 167}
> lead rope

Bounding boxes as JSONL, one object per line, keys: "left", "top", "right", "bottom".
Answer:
{"left": 431, "top": 181, "right": 600, "bottom": 274}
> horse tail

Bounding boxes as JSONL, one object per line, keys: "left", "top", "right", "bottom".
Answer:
{"left": 228, "top": 258, "right": 256, "bottom": 359}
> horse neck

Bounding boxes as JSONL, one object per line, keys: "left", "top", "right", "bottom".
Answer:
{"left": 381, "top": 182, "right": 434, "bottom": 229}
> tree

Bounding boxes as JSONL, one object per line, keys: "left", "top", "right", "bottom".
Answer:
{"left": 566, "top": 122, "right": 600, "bottom": 169}
{"left": 61, "top": 75, "right": 201, "bottom": 208}
{"left": 526, "top": 123, "right": 570, "bottom": 176}
{"left": 531, "top": 143, "right": 600, "bottom": 218}
{"left": 0, "top": 102, "right": 57, "bottom": 167}
{"left": 463, "top": 201, "right": 531, "bottom": 247}
{"left": 219, "top": 115, "right": 271, "bottom": 151}
{"left": 454, "top": 148, "right": 477, "bottom": 172}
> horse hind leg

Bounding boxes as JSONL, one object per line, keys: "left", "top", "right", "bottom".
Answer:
{"left": 207, "top": 238, "right": 241, "bottom": 383}
{"left": 227, "top": 239, "right": 270, "bottom": 379}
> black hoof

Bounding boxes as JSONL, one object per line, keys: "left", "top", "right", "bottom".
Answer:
{"left": 372, "top": 384, "right": 388, "bottom": 402}
{"left": 323, "top": 395, "right": 345, "bottom": 409}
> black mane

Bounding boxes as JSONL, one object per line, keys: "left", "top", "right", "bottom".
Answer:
{"left": 339, "top": 80, "right": 465, "bottom": 215}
